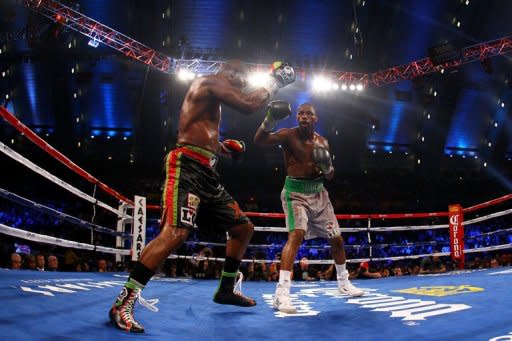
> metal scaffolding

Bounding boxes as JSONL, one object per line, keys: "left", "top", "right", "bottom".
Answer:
{"left": 26, "top": 0, "right": 512, "bottom": 87}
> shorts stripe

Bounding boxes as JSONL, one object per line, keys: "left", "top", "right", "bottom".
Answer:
{"left": 163, "top": 151, "right": 182, "bottom": 226}
{"left": 284, "top": 189, "right": 295, "bottom": 232}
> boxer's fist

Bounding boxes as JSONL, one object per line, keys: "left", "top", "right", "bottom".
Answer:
{"left": 271, "top": 61, "right": 295, "bottom": 88}
{"left": 260, "top": 100, "right": 291, "bottom": 132}
{"left": 313, "top": 146, "right": 333, "bottom": 176}
{"left": 222, "top": 139, "right": 245, "bottom": 159}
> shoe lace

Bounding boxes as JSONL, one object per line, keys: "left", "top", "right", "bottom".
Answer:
{"left": 233, "top": 271, "right": 243, "bottom": 296}
{"left": 138, "top": 291, "right": 160, "bottom": 312}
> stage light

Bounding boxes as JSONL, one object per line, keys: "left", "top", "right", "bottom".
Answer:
{"left": 427, "top": 114, "right": 431, "bottom": 119}
{"left": 341, "top": 84, "right": 348, "bottom": 91}
{"left": 349, "top": 84, "right": 356, "bottom": 91}
{"left": 178, "top": 69, "right": 195, "bottom": 81}
{"left": 332, "top": 83, "right": 339, "bottom": 90}
{"left": 417, "top": 159, "right": 421, "bottom": 165}
{"left": 248, "top": 72, "right": 271, "bottom": 87}
{"left": 312, "top": 76, "right": 333, "bottom": 92}
{"left": 494, "top": 122, "right": 498, "bottom": 128}
{"left": 488, "top": 142, "right": 492, "bottom": 147}
{"left": 88, "top": 39, "right": 99, "bottom": 48}
{"left": 501, "top": 102, "right": 505, "bottom": 108}
{"left": 484, "top": 162, "right": 487, "bottom": 167}
{"left": 356, "top": 83, "right": 364, "bottom": 91}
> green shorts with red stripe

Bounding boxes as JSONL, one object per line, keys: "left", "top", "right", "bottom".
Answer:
{"left": 161, "top": 144, "right": 250, "bottom": 230}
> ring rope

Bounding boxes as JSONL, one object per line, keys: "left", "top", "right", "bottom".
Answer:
{"left": 0, "top": 106, "right": 133, "bottom": 206}
{"left": 0, "top": 187, "right": 130, "bottom": 237}
{"left": 0, "top": 141, "right": 129, "bottom": 218}
{"left": 0, "top": 223, "right": 129, "bottom": 255}
{"left": 1, "top": 222, "right": 510, "bottom": 264}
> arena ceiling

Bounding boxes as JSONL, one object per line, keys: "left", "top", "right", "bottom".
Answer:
{"left": 1, "top": 0, "right": 512, "bottom": 186}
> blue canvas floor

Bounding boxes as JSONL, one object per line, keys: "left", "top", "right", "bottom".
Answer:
{"left": 1, "top": 267, "right": 511, "bottom": 340}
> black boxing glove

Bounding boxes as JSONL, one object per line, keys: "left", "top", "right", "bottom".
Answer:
{"left": 260, "top": 100, "right": 291, "bottom": 132}
{"left": 313, "top": 146, "right": 334, "bottom": 176}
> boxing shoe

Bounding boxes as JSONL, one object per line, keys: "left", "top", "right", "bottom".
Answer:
{"left": 273, "top": 285, "right": 297, "bottom": 314}
{"left": 338, "top": 280, "right": 364, "bottom": 297}
{"left": 109, "top": 286, "right": 145, "bottom": 333}
{"left": 213, "top": 290, "right": 256, "bottom": 307}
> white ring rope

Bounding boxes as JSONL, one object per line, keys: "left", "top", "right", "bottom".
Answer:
{"left": 0, "top": 141, "right": 130, "bottom": 218}
{"left": 0, "top": 187, "right": 130, "bottom": 237}
{"left": 252, "top": 207, "right": 510, "bottom": 233}
{"left": 0, "top": 223, "right": 130, "bottom": 255}
{"left": 463, "top": 208, "right": 512, "bottom": 226}
{"left": 1, "top": 221, "right": 510, "bottom": 264}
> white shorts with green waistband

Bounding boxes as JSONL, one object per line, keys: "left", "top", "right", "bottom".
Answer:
{"left": 280, "top": 177, "right": 340, "bottom": 240}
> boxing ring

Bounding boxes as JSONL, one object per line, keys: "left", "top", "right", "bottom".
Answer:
{"left": 1, "top": 105, "right": 512, "bottom": 340}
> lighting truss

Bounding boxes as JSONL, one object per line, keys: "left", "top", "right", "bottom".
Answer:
{"left": 26, "top": 1, "right": 512, "bottom": 87}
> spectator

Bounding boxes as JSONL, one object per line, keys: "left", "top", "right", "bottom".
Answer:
{"left": 36, "top": 254, "right": 45, "bottom": 271}
{"left": 392, "top": 266, "right": 404, "bottom": 277}
{"left": 25, "top": 255, "right": 36, "bottom": 270}
{"left": 47, "top": 255, "right": 59, "bottom": 271}
{"left": 419, "top": 253, "right": 446, "bottom": 274}
{"left": 98, "top": 259, "right": 108, "bottom": 272}
{"left": 294, "top": 257, "right": 318, "bottom": 281}
{"left": 356, "top": 262, "right": 382, "bottom": 279}
{"left": 10, "top": 253, "right": 22, "bottom": 270}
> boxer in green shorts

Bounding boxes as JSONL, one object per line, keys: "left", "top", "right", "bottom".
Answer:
{"left": 254, "top": 102, "right": 364, "bottom": 314}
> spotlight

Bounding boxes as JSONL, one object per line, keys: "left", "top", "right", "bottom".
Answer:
{"left": 349, "top": 84, "right": 356, "bottom": 91}
{"left": 501, "top": 102, "right": 505, "bottom": 108}
{"left": 341, "top": 84, "right": 348, "bottom": 91}
{"left": 332, "top": 83, "right": 339, "bottom": 90}
{"left": 356, "top": 83, "right": 364, "bottom": 91}
{"left": 177, "top": 69, "right": 195, "bottom": 81}
{"left": 88, "top": 39, "right": 99, "bottom": 48}
{"left": 312, "top": 76, "right": 332, "bottom": 92}
{"left": 248, "top": 72, "right": 271, "bottom": 87}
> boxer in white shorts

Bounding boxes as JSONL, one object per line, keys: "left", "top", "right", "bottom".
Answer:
{"left": 254, "top": 102, "right": 364, "bottom": 314}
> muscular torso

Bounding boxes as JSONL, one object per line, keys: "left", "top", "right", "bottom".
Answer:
{"left": 177, "top": 78, "right": 222, "bottom": 153}
{"left": 282, "top": 128, "right": 329, "bottom": 178}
